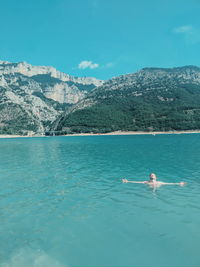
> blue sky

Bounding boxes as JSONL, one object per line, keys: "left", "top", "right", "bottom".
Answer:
{"left": 0, "top": 0, "right": 199, "bottom": 79}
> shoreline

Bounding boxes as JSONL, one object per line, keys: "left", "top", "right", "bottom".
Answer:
{"left": 1, "top": 130, "right": 200, "bottom": 138}
{"left": 63, "top": 130, "right": 200, "bottom": 136}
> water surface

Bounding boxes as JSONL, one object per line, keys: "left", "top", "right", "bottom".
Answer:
{"left": 0, "top": 134, "right": 199, "bottom": 267}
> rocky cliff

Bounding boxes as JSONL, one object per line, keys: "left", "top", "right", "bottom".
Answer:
{"left": 1, "top": 62, "right": 200, "bottom": 135}
{"left": 0, "top": 60, "right": 103, "bottom": 134}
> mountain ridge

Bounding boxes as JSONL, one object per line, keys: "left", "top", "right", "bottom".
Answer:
{"left": 1, "top": 61, "right": 200, "bottom": 135}
{"left": 0, "top": 60, "right": 104, "bottom": 86}
{"left": 0, "top": 60, "right": 103, "bottom": 134}
{"left": 53, "top": 65, "right": 200, "bottom": 134}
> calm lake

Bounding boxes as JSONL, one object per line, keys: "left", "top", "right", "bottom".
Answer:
{"left": 0, "top": 134, "right": 199, "bottom": 267}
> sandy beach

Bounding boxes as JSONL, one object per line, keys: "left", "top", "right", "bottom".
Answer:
{"left": 0, "top": 135, "right": 25, "bottom": 138}
{"left": 0, "top": 134, "right": 46, "bottom": 138}
{"left": 63, "top": 130, "right": 200, "bottom": 136}
{"left": 1, "top": 130, "right": 200, "bottom": 138}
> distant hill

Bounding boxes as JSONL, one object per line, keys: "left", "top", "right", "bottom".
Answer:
{"left": 53, "top": 66, "right": 200, "bottom": 134}
{"left": 0, "top": 61, "right": 103, "bottom": 134}
{"left": 1, "top": 61, "right": 200, "bottom": 135}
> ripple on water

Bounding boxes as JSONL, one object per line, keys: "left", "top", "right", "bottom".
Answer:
{"left": 0, "top": 135, "right": 200, "bottom": 267}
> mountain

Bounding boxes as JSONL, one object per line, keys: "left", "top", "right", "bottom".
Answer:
{"left": 0, "top": 61, "right": 103, "bottom": 86}
{"left": 1, "top": 62, "right": 200, "bottom": 136}
{"left": 54, "top": 66, "right": 200, "bottom": 134}
{"left": 0, "top": 61, "right": 103, "bottom": 134}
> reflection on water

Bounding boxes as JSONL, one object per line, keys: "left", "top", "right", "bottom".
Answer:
{"left": 1, "top": 248, "right": 64, "bottom": 267}
{"left": 0, "top": 135, "right": 200, "bottom": 267}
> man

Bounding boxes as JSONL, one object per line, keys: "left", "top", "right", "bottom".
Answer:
{"left": 122, "top": 173, "right": 186, "bottom": 187}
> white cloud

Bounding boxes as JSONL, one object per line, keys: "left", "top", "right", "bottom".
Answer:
{"left": 172, "top": 25, "right": 200, "bottom": 44}
{"left": 78, "top": 60, "right": 99, "bottom": 70}
{"left": 173, "top": 25, "right": 193, "bottom": 34}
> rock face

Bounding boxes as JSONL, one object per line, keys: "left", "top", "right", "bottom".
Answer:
{"left": 0, "top": 61, "right": 104, "bottom": 104}
{"left": 54, "top": 66, "right": 200, "bottom": 133}
{"left": 0, "top": 60, "right": 103, "bottom": 134}
{"left": 2, "top": 62, "right": 200, "bottom": 135}
{"left": 0, "top": 61, "right": 103, "bottom": 86}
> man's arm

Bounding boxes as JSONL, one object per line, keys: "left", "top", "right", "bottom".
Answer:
{"left": 122, "top": 179, "right": 148, "bottom": 184}
{"left": 159, "top": 182, "right": 186, "bottom": 186}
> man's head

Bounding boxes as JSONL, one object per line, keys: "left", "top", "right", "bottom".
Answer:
{"left": 149, "top": 173, "right": 157, "bottom": 181}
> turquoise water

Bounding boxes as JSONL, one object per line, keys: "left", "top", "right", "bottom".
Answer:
{"left": 0, "top": 134, "right": 200, "bottom": 267}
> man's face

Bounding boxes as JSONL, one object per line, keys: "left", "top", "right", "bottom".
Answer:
{"left": 150, "top": 173, "right": 157, "bottom": 180}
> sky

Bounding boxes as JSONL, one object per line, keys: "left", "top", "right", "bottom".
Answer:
{"left": 0, "top": 0, "right": 200, "bottom": 80}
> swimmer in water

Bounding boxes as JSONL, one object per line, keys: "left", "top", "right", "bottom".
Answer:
{"left": 122, "top": 173, "right": 186, "bottom": 187}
